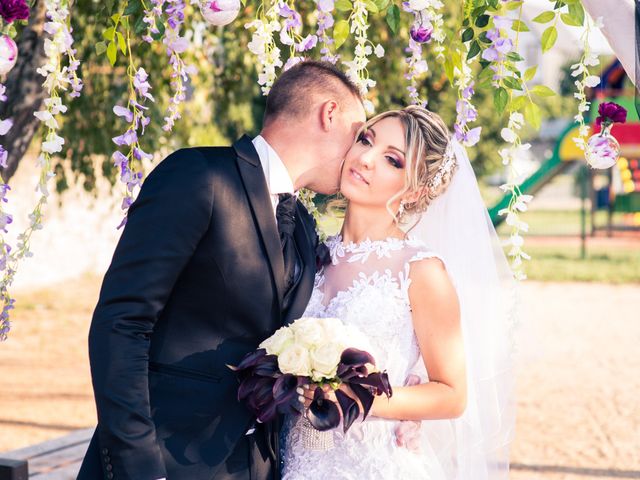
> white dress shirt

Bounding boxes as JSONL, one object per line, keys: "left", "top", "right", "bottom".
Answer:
{"left": 252, "top": 135, "right": 296, "bottom": 218}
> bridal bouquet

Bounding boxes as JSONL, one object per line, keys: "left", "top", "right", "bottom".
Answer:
{"left": 229, "top": 317, "right": 392, "bottom": 446}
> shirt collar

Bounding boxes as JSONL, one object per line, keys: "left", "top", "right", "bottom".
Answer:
{"left": 252, "top": 135, "right": 295, "bottom": 196}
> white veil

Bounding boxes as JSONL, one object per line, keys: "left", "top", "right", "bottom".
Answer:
{"left": 405, "top": 138, "right": 517, "bottom": 479}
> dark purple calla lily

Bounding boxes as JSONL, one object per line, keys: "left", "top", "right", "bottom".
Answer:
{"left": 307, "top": 387, "right": 341, "bottom": 431}
{"left": 335, "top": 388, "right": 360, "bottom": 432}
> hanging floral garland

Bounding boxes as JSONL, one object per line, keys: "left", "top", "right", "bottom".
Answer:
{"left": 0, "top": 0, "right": 82, "bottom": 340}
{"left": 0, "top": 0, "right": 631, "bottom": 339}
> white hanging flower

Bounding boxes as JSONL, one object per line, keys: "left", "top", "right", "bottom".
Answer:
{"left": 584, "top": 75, "right": 600, "bottom": 88}
{"left": 41, "top": 134, "right": 65, "bottom": 154}
{"left": 501, "top": 128, "right": 518, "bottom": 143}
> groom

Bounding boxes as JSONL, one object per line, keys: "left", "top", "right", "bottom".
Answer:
{"left": 78, "top": 60, "right": 366, "bottom": 480}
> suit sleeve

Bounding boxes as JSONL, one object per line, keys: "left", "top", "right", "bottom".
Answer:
{"left": 87, "top": 148, "right": 214, "bottom": 479}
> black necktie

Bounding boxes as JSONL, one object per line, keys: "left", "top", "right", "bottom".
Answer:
{"left": 276, "top": 193, "right": 300, "bottom": 310}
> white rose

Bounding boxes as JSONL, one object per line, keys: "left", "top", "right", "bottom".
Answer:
{"left": 310, "top": 342, "right": 343, "bottom": 381}
{"left": 291, "top": 317, "right": 327, "bottom": 348}
{"left": 317, "top": 317, "right": 345, "bottom": 338}
{"left": 259, "top": 326, "right": 294, "bottom": 356}
{"left": 278, "top": 344, "right": 312, "bottom": 376}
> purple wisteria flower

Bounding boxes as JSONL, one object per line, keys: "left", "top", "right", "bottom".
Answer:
{"left": 595, "top": 102, "right": 627, "bottom": 127}
{"left": 0, "top": 0, "right": 29, "bottom": 23}
{"left": 410, "top": 21, "right": 433, "bottom": 43}
{"left": 112, "top": 129, "right": 138, "bottom": 147}
{"left": 296, "top": 34, "right": 318, "bottom": 52}
{"left": 316, "top": 0, "right": 338, "bottom": 63}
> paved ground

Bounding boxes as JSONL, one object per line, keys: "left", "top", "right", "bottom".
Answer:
{"left": 0, "top": 277, "right": 638, "bottom": 479}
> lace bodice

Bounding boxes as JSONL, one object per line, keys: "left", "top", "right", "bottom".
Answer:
{"left": 281, "top": 235, "right": 447, "bottom": 480}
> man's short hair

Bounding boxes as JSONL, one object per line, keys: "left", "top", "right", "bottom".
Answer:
{"left": 264, "top": 61, "right": 362, "bottom": 125}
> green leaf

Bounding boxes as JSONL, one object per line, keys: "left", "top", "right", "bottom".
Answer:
{"left": 511, "top": 20, "right": 529, "bottom": 32}
{"left": 386, "top": 4, "right": 400, "bottom": 34}
{"left": 364, "top": 0, "right": 379, "bottom": 13}
{"left": 111, "top": 13, "right": 121, "bottom": 24}
{"left": 508, "top": 95, "right": 527, "bottom": 112}
{"left": 478, "top": 31, "right": 492, "bottom": 44}
{"left": 105, "top": 0, "right": 115, "bottom": 13}
{"left": 374, "top": 0, "right": 390, "bottom": 11}
{"left": 106, "top": 41, "right": 117, "bottom": 66}
{"left": 334, "top": 20, "right": 350, "bottom": 49}
{"left": 506, "top": 51, "right": 524, "bottom": 62}
{"left": 524, "top": 101, "right": 542, "bottom": 130}
{"left": 532, "top": 11, "right": 555, "bottom": 23}
{"left": 467, "top": 40, "right": 481, "bottom": 60}
{"left": 503, "top": 76, "right": 523, "bottom": 91}
{"left": 523, "top": 65, "right": 537, "bottom": 82}
{"left": 568, "top": 2, "right": 585, "bottom": 25}
{"left": 116, "top": 32, "right": 126, "bottom": 54}
{"left": 560, "top": 13, "right": 581, "bottom": 27}
{"left": 462, "top": 27, "right": 474, "bottom": 42}
{"left": 102, "top": 27, "right": 116, "bottom": 41}
{"left": 444, "top": 55, "right": 454, "bottom": 84}
{"left": 475, "top": 14, "right": 490, "bottom": 28}
{"left": 151, "top": 18, "right": 165, "bottom": 40}
{"left": 134, "top": 14, "right": 147, "bottom": 35}
{"left": 478, "top": 65, "right": 494, "bottom": 83}
{"left": 95, "top": 41, "right": 107, "bottom": 55}
{"left": 505, "top": 0, "right": 523, "bottom": 10}
{"left": 494, "top": 87, "right": 508, "bottom": 114}
{"left": 124, "top": 0, "right": 142, "bottom": 16}
{"left": 530, "top": 84, "right": 556, "bottom": 97}
{"left": 335, "top": 0, "right": 352, "bottom": 12}
{"left": 541, "top": 25, "right": 557, "bottom": 52}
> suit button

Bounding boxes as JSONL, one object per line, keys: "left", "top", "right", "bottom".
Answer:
{"left": 107, "top": 473, "right": 114, "bottom": 479}
{"left": 102, "top": 448, "right": 108, "bottom": 455}
{"left": 106, "top": 464, "right": 113, "bottom": 471}
{"left": 104, "top": 456, "right": 111, "bottom": 463}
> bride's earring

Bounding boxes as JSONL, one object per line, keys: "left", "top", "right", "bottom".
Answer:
{"left": 397, "top": 201, "right": 405, "bottom": 219}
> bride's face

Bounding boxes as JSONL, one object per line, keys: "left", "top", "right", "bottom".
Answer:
{"left": 340, "top": 116, "right": 408, "bottom": 210}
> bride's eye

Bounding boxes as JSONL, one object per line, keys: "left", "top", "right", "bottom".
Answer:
{"left": 387, "top": 156, "right": 403, "bottom": 169}
{"left": 358, "top": 133, "right": 372, "bottom": 146}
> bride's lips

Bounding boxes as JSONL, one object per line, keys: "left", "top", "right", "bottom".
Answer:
{"left": 349, "top": 168, "right": 369, "bottom": 185}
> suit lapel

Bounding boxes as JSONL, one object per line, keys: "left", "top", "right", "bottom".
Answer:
{"left": 284, "top": 203, "right": 317, "bottom": 325}
{"left": 233, "top": 135, "right": 285, "bottom": 308}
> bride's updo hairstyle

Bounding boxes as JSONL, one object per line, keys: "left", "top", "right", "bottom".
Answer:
{"left": 365, "top": 105, "right": 456, "bottom": 222}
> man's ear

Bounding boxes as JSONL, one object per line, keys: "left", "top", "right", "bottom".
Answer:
{"left": 319, "top": 100, "right": 339, "bottom": 131}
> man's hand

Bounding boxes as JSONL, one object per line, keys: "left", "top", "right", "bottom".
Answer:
{"left": 394, "top": 374, "right": 422, "bottom": 452}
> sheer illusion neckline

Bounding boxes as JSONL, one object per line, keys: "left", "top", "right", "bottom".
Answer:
{"left": 325, "top": 234, "right": 424, "bottom": 265}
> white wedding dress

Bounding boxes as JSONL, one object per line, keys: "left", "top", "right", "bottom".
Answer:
{"left": 281, "top": 234, "right": 448, "bottom": 480}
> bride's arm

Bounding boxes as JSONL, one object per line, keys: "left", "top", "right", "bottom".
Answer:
{"left": 369, "top": 257, "right": 467, "bottom": 421}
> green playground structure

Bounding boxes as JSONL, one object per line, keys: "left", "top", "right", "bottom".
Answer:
{"left": 489, "top": 94, "right": 640, "bottom": 229}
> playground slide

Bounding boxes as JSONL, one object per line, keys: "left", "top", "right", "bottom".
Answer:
{"left": 488, "top": 121, "right": 577, "bottom": 227}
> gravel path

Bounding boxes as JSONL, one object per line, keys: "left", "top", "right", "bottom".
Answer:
{"left": 1, "top": 278, "right": 638, "bottom": 479}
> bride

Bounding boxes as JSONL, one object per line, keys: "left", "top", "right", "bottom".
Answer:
{"left": 281, "top": 105, "right": 515, "bottom": 479}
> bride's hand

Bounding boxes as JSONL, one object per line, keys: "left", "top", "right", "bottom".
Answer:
{"left": 297, "top": 384, "right": 363, "bottom": 421}
{"left": 394, "top": 374, "right": 422, "bottom": 452}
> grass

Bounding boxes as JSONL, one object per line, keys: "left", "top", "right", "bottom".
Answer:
{"left": 318, "top": 210, "right": 640, "bottom": 284}
{"left": 496, "top": 209, "right": 636, "bottom": 237}
{"left": 523, "top": 245, "right": 640, "bottom": 283}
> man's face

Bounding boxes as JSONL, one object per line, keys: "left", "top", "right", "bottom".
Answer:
{"left": 311, "top": 95, "right": 366, "bottom": 194}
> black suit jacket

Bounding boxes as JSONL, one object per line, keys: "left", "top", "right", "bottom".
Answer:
{"left": 78, "top": 136, "right": 318, "bottom": 480}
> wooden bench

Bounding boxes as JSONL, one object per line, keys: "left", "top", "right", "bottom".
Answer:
{"left": 0, "top": 428, "right": 93, "bottom": 479}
